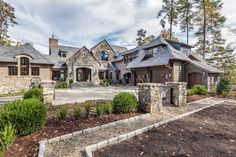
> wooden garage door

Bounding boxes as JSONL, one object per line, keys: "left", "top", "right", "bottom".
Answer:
{"left": 188, "top": 73, "right": 203, "bottom": 88}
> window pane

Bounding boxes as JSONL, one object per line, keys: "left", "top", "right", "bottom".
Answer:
{"left": 8, "top": 66, "right": 18, "bottom": 76}
{"left": 21, "top": 67, "right": 29, "bottom": 75}
{"left": 100, "top": 51, "right": 109, "bottom": 61}
{"left": 31, "top": 67, "right": 39, "bottom": 76}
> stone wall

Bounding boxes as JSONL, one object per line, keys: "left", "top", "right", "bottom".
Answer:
{"left": 138, "top": 83, "right": 163, "bottom": 113}
{"left": 41, "top": 80, "right": 56, "bottom": 105}
{"left": 138, "top": 82, "right": 187, "bottom": 113}
{"left": 0, "top": 63, "right": 52, "bottom": 94}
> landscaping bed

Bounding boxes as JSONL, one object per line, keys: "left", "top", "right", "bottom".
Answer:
{"left": 5, "top": 100, "right": 141, "bottom": 157}
{"left": 94, "top": 103, "right": 236, "bottom": 157}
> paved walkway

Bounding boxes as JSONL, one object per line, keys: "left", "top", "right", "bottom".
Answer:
{"left": 0, "top": 96, "right": 22, "bottom": 104}
{"left": 53, "top": 86, "right": 137, "bottom": 106}
{"left": 44, "top": 97, "right": 224, "bottom": 157}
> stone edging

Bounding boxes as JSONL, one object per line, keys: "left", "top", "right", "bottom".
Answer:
{"left": 37, "top": 113, "right": 151, "bottom": 157}
{"left": 84, "top": 99, "right": 225, "bottom": 157}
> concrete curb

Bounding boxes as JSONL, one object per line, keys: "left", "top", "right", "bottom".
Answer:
{"left": 84, "top": 99, "right": 225, "bottom": 157}
{"left": 37, "top": 113, "right": 150, "bottom": 157}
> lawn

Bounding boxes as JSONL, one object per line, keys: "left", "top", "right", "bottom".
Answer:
{"left": 94, "top": 104, "right": 236, "bottom": 157}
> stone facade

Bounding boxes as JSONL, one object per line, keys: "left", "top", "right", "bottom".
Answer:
{"left": 41, "top": 80, "right": 56, "bottom": 105}
{"left": 138, "top": 83, "right": 163, "bottom": 113}
{"left": 165, "top": 82, "right": 187, "bottom": 107}
{"left": 0, "top": 62, "right": 52, "bottom": 94}
{"left": 138, "top": 82, "right": 187, "bottom": 113}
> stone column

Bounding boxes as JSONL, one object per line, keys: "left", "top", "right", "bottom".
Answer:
{"left": 166, "top": 82, "right": 187, "bottom": 107}
{"left": 41, "top": 80, "right": 56, "bottom": 105}
{"left": 138, "top": 83, "right": 163, "bottom": 113}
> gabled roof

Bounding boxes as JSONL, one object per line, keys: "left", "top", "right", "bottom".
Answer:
{"left": 110, "top": 45, "right": 128, "bottom": 54}
{"left": 127, "top": 36, "right": 222, "bottom": 73}
{"left": 0, "top": 43, "right": 53, "bottom": 65}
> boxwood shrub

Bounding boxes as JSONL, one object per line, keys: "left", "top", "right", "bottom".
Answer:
{"left": 1, "top": 99, "right": 47, "bottom": 135}
{"left": 113, "top": 92, "right": 137, "bottom": 113}
{"left": 216, "top": 75, "right": 232, "bottom": 95}
{"left": 23, "top": 88, "right": 43, "bottom": 101}
{"left": 191, "top": 85, "right": 208, "bottom": 95}
{"left": 56, "top": 81, "right": 69, "bottom": 89}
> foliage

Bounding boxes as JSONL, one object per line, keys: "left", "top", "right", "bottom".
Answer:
{"left": 210, "top": 88, "right": 217, "bottom": 95}
{"left": 177, "top": 0, "right": 194, "bottom": 44}
{"left": 103, "top": 101, "right": 113, "bottom": 114}
{"left": 1, "top": 99, "right": 47, "bottom": 135}
{"left": 69, "top": 79, "right": 73, "bottom": 84}
{"left": 194, "top": 0, "right": 226, "bottom": 59}
{"left": 221, "top": 90, "right": 229, "bottom": 97}
{"left": 57, "top": 106, "right": 68, "bottom": 121}
{"left": 113, "top": 92, "right": 138, "bottom": 113}
{"left": 73, "top": 106, "right": 81, "bottom": 119}
{"left": 192, "top": 85, "right": 208, "bottom": 95}
{"left": 216, "top": 75, "right": 232, "bottom": 95}
{"left": 136, "top": 28, "right": 155, "bottom": 46}
{"left": 96, "top": 105, "right": 104, "bottom": 116}
{"left": 0, "top": 0, "right": 17, "bottom": 44}
{"left": 187, "top": 88, "right": 197, "bottom": 96}
{"left": 160, "top": 29, "right": 178, "bottom": 41}
{"left": 84, "top": 103, "right": 92, "bottom": 117}
{"left": 56, "top": 81, "right": 69, "bottom": 89}
{"left": 23, "top": 88, "right": 43, "bottom": 101}
{"left": 100, "top": 79, "right": 113, "bottom": 87}
{"left": 0, "top": 123, "right": 16, "bottom": 151}
{"left": 157, "top": 0, "right": 179, "bottom": 40}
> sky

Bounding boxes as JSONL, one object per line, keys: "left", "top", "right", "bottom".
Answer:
{"left": 6, "top": 0, "right": 236, "bottom": 54}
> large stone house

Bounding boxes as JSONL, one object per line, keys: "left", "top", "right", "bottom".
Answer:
{"left": 0, "top": 35, "right": 222, "bottom": 94}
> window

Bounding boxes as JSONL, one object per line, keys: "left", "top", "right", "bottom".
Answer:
{"left": 100, "top": 50, "right": 109, "bottom": 61}
{"left": 31, "top": 67, "right": 39, "bottom": 76}
{"left": 20, "top": 57, "right": 29, "bottom": 76}
{"left": 8, "top": 66, "right": 18, "bottom": 76}
{"left": 110, "top": 72, "right": 112, "bottom": 79}
{"left": 62, "top": 53, "right": 67, "bottom": 57}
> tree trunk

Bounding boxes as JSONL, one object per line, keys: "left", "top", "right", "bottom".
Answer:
{"left": 170, "top": 0, "right": 173, "bottom": 40}
{"left": 203, "top": 0, "right": 206, "bottom": 59}
{"left": 186, "top": 7, "right": 189, "bottom": 45}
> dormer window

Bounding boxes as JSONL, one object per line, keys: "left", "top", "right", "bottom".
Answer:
{"left": 59, "top": 50, "right": 67, "bottom": 58}
{"left": 100, "top": 50, "right": 109, "bottom": 61}
{"left": 20, "top": 57, "right": 30, "bottom": 75}
{"left": 143, "top": 49, "right": 154, "bottom": 60}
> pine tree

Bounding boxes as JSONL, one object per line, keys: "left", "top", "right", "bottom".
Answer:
{"left": 178, "top": 0, "right": 194, "bottom": 44}
{"left": 194, "top": 0, "right": 226, "bottom": 59}
{"left": 0, "top": 0, "right": 17, "bottom": 45}
{"left": 136, "top": 29, "right": 146, "bottom": 46}
{"left": 223, "top": 44, "right": 236, "bottom": 82}
{"left": 160, "top": 29, "right": 179, "bottom": 41}
{"left": 157, "top": 0, "right": 179, "bottom": 40}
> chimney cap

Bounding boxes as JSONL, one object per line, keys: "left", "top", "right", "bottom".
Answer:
{"left": 52, "top": 34, "right": 55, "bottom": 38}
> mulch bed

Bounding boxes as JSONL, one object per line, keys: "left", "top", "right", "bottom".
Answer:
{"left": 5, "top": 101, "right": 141, "bottom": 157}
{"left": 187, "top": 95, "right": 210, "bottom": 102}
{"left": 94, "top": 104, "right": 236, "bottom": 157}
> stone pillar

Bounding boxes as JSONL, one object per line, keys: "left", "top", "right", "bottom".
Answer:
{"left": 138, "top": 83, "right": 163, "bottom": 113}
{"left": 166, "top": 82, "right": 187, "bottom": 107}
{"left": 41, "top": 80, "right": 56, "bottom": 105}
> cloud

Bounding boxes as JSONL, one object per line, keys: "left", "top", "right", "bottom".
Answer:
{"left": 5, "top": 0, "right": 236, "bottom": 54}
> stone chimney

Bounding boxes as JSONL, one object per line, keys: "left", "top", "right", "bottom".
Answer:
{"left": 49, "top": 35, "right": 58, "bottom": 55}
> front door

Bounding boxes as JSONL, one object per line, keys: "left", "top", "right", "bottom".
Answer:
{"left": 188, "top": 72, "right": 203, "bottom": 88}
{"left": 76, "top": 68, "right": 91, "bottom": 82}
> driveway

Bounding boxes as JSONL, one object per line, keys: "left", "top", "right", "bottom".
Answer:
{"left": 52, "top": 86, "right": 137, "bottom": 106}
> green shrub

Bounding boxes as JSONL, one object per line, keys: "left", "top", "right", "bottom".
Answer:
{"left": 0, "top": 123, "right": 16, "bottom": 151}
{"left": 84, "top": 103, "right": 92, "bottom": 117}
{"left": 69, "top": 79, "right": 73, "bottom": 84}
{"left": 1, "top": 99, "right": 47, "bottom": 135}
{"left": 100, "top": 79, "right": 113, "bottom": 87}
{"left": 57, "top": 106, "right": 68, "bottom": 121}
{"left": 96, "top": 105, "right": 104, "bottom": 116}
{"left": 216, "top": 75, "right": 232, "bottom": 95}
{"left": 56, "top": 81, "right": 69, "bottom": 89}
{"left": 221, "top": 90, "right": 229, "bottom": 97}
{"left": 103, "top": 101, "right": 113, "bottom": 114}
{"left": 192, "top": 85, "right": 208, "bottom": 95}
{"left": 113, "top": 92, "right": 138, "bottom": 113}
{"left": 23, "top": 88, "right": 43, "bottom": 101}
{"left": 74, "top": 106, "right": 81, "bottom": 119}
{"left": 210, "top": 88, "right": 217, "bottom": 95}
{"left": 187, "top": 88, "right": 197, "bottom": 96}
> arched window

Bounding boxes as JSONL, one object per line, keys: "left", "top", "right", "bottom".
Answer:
{"left": 100, "top": 50, "right": 109, "bottom": 61}
{"left": 20, "top": 57, "right": 30, "bottom": 75}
